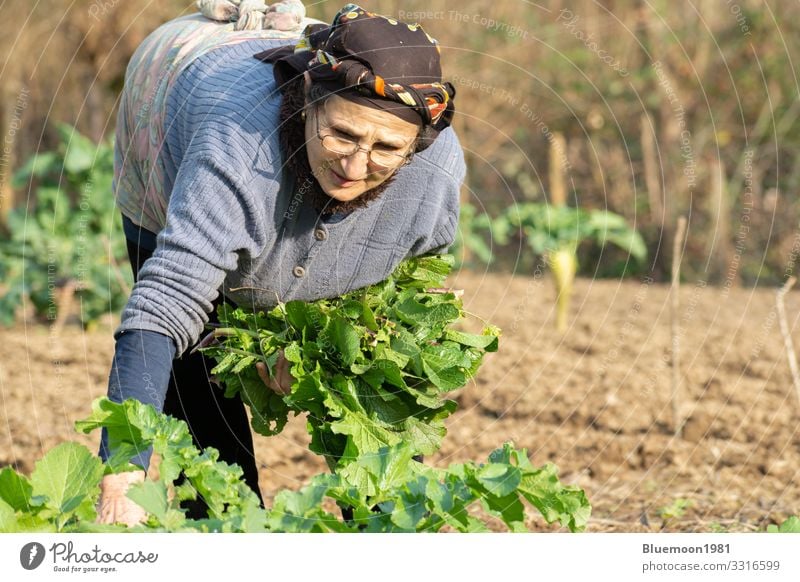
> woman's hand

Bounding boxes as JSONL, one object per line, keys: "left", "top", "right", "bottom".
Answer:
{"left": 256, "top": 350, "right": 293, "bottom": 395}
{"left": 96, "top": 471, "right": 147, "bottom": 527}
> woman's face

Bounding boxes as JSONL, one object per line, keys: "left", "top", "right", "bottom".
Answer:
{"left": 304, "top": 93, "right": 420, "bottom": 202}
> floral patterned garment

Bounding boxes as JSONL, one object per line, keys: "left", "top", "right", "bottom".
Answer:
{"left": 114, "top": 8, "right": 316, "bottom": 234}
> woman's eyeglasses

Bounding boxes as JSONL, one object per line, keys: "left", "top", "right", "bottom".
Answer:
{"left": 311, "top": 103, "right": 413, "bottom": 170}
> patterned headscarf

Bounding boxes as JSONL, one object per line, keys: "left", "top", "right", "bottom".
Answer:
{"left": 254, "top": 3, "right": 456, "bottom": 134}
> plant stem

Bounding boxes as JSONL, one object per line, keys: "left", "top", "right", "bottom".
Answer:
{"left": 670, "top": 216, "right": 687, "bottom": 437}
{"left": 776, "top": 276, "right": 800, "bottom": 409}
{"left": 550, "top": 247, "right": 577, "bottom": 333}
{"left": 549, "top": 132, "right": 567, "bottom": 207}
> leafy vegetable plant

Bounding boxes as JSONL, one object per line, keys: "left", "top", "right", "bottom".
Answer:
{"left": 494, "top": 203, "right": 646, "bottom": 331}
{"left": 0, "top": 398, "right": 591, "bottom": 532}
{"left": 0, "top": 254, "right": 591, "bottom": 532}
{"left": 0, "top": 124, "right": 131, "bottom": 327}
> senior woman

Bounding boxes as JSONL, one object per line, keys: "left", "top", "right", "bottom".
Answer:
{"left": 98, "top": 3, "right": 463, "bottom": 525}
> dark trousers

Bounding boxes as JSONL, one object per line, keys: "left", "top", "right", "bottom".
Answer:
{"left": 124, "top": 236, "right": 263, "bottom": 516}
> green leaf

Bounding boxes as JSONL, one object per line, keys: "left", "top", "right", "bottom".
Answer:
{"left": 59, "top": 124, "right": 97, "bottom": 174}
{"left": 403, "top": 254, "right": 454, "bottom": 282}
{"left": 587, "top": 209, "right": 630, "bottom": 231}
{"left": 320, "top": 316, "right": 362, "bottom": 366}
{"left": 390, "top": 479, "right": 429, "bottom": 530}
{"left": 11, "top": 151, "right": 59, "bottom": 188}
{"left": 210, "top": 351, "right": 239, "bottom": 376}
{"left": 377, "top": 346, "right": 411, "bottom": 369}
{"left": 604, "top": 228, "right": 647, "bottom": 262}
{"left": 29, "top": 442, "right": 105, "bottom": 523}
{"left": 421, "top": 344, "right": 470, "bottom": 369}
{"left": 240, "top": 371, "right": 289, "bottom": 436}
{"left": 357, "top": 443, "right": 416, "bottom": 491}
{"left": 444, "top": 328, "right": 499, "bottom": 350}
{"left": 361, "top": 296, "right": 379, "bottom": 331}
{"left": 0, "top": 498, "right": 19, "bottom": 532}
{"left": 475, "top": 463, "right": 522, "bottom": 497}
{"left": 480, "top": 491, "right": 526, "bottom": 527}
{"left": 231, "top": 355, "right": 257, "bottom": 374}
{"left": 331, "top": 374, "right": 366, "bottom": 415}
{"left": 285, "top": 484, "right": 329, "bottom": 517}
{"left": 420, "top": 358, "right": 467, "bottom": 392}
{"left": 285, "top": 365, "right": 325, "bottom": 418}
{"left": 0, "top": 467, "right": 33, "bottom": 511}
{"left": 73, "top": 496, "right": 99, "bottom": 525}
{"left": 360, "top": 385, "right": 409, "bottom": 424}
{"left": 284, "top": 341, "right": 303, "bottom": 363}
{"left": 125, "top": 479, "right": 167, "bottom": 518}
{"left": 517, "top": 464, "right": 591, "bottom": 532}
{"left": 340, "top": 300, "right": 363, "bottom": 319}
{"left": 354, "top": 359, "right": 407, "bottom": 390}
{"left": 330, "top": 411, "right": 400, "bottom": 457}
{"left": 390, "top": 329, "right": 422, "bottom": 365}
{"left": 395, "top": 297, "right": 460, "bottom": 328}
{"left": 403, "top": 417, "right": 447, "bottom": 455}
{"left": 767, "top": 516, "right": 800, "bottom": 533}
{"left": 284, "top": 301, "right": 311, "bottom": 330}
{"left": 126, "top": 480, "right": 187, "bottom": 530}
{"left": 76, "top": 398, "right": 194, "bottom": 481}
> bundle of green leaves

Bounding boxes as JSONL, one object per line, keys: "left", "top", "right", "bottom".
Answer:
{"left": 202, "top": 254, "right": 500, "bottom": 480}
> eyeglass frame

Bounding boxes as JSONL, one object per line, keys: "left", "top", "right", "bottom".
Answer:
{"left": 309, "top": 100, "right": 416, "bottom": 170}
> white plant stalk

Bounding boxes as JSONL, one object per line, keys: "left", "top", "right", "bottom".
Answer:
{"left": 549, "top": 247, "right": 577, "bottom": 333}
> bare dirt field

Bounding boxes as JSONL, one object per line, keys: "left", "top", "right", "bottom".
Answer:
{"left": 2, "top": 271, "right": 799, "bottom": 531}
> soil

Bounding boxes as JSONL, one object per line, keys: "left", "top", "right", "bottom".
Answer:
{"left": 2, "top": 272, "right": 799, "bottom": 532}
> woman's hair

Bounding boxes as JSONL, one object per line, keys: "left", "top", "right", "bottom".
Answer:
{"left": 277, "top": 74, "right": 412, "bottom": 215}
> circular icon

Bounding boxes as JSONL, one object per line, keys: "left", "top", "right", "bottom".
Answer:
{"left": 20, "top": 542, "right": 46, "bottom": 570}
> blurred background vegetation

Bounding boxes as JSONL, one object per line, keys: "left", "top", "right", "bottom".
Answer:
{"left": 0, "top": 0, "right": 797, "bottom": 325}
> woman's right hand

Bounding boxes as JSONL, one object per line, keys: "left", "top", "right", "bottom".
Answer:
{"left": 256, "top": 350, "right": 294, "bottom": 395}
{"left": 96, "top": 471, "right": 147, "bottom": 527}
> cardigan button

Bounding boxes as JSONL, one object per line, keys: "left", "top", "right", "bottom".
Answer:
{"left": 314, "top": 227, "right": 328, "bottom": 241}
{"left": 293, "top": 265, "right": 306, "bottom": 278}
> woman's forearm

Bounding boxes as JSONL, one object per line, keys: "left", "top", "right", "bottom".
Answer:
{"left": 99, "top": 329, "right": 177, "bottom": 469}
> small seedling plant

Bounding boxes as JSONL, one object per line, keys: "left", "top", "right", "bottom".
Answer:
{"left": 494, "top": 203, "right": 646, "bottom": 332}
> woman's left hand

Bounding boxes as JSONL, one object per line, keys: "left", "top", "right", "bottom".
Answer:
{"left": 256, "top": 350, "right": 293, "bottom": 395}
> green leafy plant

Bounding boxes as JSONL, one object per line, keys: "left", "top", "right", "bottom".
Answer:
{"left": 658, "top": 497, "right": 693, "bottom": 528}
{"left": 0, "top": 398, "right": 591, "bottom": 532}
{"left": 0, "top": 254, "right": 590, "bottom": 532}
{"left": 494, "top": 203, "right": 646, "bottom": 331}
{"left": 0, "top": 443, "right": 105, "bottom": 532}
{"left": 766, "top": 516, "right": 800, "bottom": 533}
{"left": 202, "top": 254, "right": 501, "bottom": 477}
{"left": 0, "top": 124, "right": 131, "bottom": 328}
